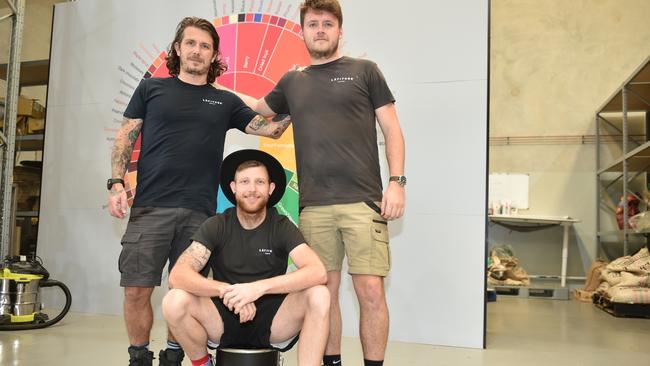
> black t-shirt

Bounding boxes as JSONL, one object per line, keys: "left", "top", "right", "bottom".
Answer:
{"left": 123, "top": 77, "right": 256, "bottom": 215}
{"left": 264, "top": 57, "right": 395, "bottom": 207}
{"left": 191, "top": 207, "right": 305, "bottom": 285}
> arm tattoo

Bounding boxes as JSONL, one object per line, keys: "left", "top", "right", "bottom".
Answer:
{"left": 127, "top": 123, "right": 142, "bottom": 144}
{"left": 248, "top": 115, "right": 269, "bottom": 131}
{"left": 111, "top": 118, "right": 142, "bottom": 179}
{"left": 271, "top": 119, "right": 291, "bottom": 138}
{"left": 178, "top": 242, "right": 212, "bottom": 272}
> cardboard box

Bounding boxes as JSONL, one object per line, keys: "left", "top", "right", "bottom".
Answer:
{"left": 26, "top": 118, "right": 45, "bottom": 134}
{"left": 0, "top": 95, "right": 45, "bottom": 119}
{"left": 0, "top": 96, "right": 46, "bottom": 134}
{"left": 17, "top": 96, "right": 45, "bottom": 118}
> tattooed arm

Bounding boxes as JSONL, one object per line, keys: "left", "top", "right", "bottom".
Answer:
{"left": 213, "top": 82, "right": 277, "bottom": 117}
{"left": 244, "top": 114, "right": 292, "bottom": 139}
{"left": 212, "top": 83, "right": 291, "bottom": 139}
{"left": 169, "top": 241, "right": 230, "bottom": 298}
{"left": 108, "top": 118, "right": 143, "bottom": 219}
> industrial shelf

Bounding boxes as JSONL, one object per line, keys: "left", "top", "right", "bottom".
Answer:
{"left": 15, "top": 134, "right": 44, "bottom": 151}
{"left": 596, "top": 55, "right": 650, "bottom": 257}
{"left": 0, "top": 59, "right": 49, "bottom": 87}
{"left": 597, "top": 140, "right": 650, "bottom": 174}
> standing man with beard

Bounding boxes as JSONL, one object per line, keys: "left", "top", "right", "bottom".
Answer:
{"left": 224, "top": 1, "right": 406, "bottom": 365}
{"left": 162, "top": 149, "right": 330, "bottom": 366}
{"left": 108, "top": 17, "right": 291, "bottom": 366}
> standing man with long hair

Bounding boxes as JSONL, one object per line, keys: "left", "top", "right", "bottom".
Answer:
{"left": 108, "top": 17, "right": 291, "bottom": 366}
{"left": 225, "top": 1, "right": 406, "bottom": 365}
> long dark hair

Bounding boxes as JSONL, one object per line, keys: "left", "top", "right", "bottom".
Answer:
{"left": 165, "top": 17, "right": 227, "bottom": 83}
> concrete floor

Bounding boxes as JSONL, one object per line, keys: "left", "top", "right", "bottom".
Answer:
{"left": 1, "top": 297, "right": 649, "bottom": 365}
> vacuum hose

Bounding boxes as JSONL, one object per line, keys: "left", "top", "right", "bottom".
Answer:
{"left": 0, "top": 279, "right": 72, "bottom": 331}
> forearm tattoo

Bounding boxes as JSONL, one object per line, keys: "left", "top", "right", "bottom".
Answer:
{"left": 111, "top": 118, "right": 142, "bottom": 178}
{"left": 248, "top": 115, "right": 269, "bottom": 131}
{"left": 271, "top": 119, "right": 291, "bottom": 138}
{"left": 179, "top": 242, "right": 212, "bottom": 272}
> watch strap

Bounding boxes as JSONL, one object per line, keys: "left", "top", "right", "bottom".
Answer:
{"left": 389, "top": 175, "right": 407, "bottom": 186}
{"left": 107, "top": 178, "right": 125, "bottom": 190}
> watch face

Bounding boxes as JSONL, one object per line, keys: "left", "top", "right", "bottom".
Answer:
{"left": 107, "top": 179, "right": 124, "bottom": 190}
{"left": 390, "top": 176, "right": 406, "bottom": 186}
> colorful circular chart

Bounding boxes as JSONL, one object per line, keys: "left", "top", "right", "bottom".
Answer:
{"left": 122, "top": 13, "right": 310, "bottom": 225}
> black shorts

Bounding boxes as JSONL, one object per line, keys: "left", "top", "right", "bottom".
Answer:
{"left": 212, "top": 294, "right": 298, "bottom": 351}
{"left": 118, "top": 207, "right": 210, "bottom": 287}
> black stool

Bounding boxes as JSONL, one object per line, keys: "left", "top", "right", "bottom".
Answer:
{"left": 215, "top": 348, "right": 279, "bottom": 366}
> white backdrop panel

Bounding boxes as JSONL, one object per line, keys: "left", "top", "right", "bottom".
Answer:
{"left": 398, "top": 81, "right": 488, "bottom": 216}
{"left": 39, "top": 0, "right": 488, "bottom": 348}
{"left": 387, "top": 213, "right": 485, "bottom": 347}
{"left": 337, "top": 213, "right": 485, "bottom": 347}
{"left": 342, "top": 0, "right": 488, "bottom": 84}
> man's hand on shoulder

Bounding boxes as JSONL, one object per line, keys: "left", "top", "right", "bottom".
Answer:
{"left": 222, "top": 282, "right": 265, "bottom": 314}
{"left": 290, "top": 64, "right": 307, "bottom": 72}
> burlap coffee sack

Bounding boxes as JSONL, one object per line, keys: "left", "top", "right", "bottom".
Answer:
{"left": 606, "top": 286, "right": 650, "bottom": 304}
{"left": 573, "top": 289, "right": 595, "bottom": 302}
{"left": 594, "top": 281, "right": 610, "bottom": 296}
{"left": 616, "top": 272, "right": 650, "bottom": 288}
{"left": 607, "top": 247, "right": 650, "bottom": 274}
{"left": 600, "top": 269, "right": 623, "bottom": 286}
{"left": 582, "top": 259, "right": 608, "bottom": 292}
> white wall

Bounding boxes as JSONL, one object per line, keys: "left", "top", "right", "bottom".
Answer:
{"left": 489, "top": 0, "right": 650, "bottom": 273}
{"left": 338, "top": 1, "right": 488, "bottom": 347}
{"left": 39, "top": 0, "right": 487, "bottom": 348}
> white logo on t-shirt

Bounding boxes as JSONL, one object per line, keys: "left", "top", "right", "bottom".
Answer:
{"left": 330, "top": 76, "right": 355, "bottom": 83}
{"left": 202, "top": 98, "right": 223, "bottom": 106}
{"left": 258, "top": 248, "right": 273, "bottom": 256}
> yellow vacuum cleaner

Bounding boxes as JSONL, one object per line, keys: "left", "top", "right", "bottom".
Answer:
{"left": 0, "top": 255, "right": 71, "bottom": 330}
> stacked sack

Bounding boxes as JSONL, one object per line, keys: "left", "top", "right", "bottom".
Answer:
{"left": 573, "top": 259, "right": 608, "bottom": 302}
{"left": 594, "top": 247, "right": 650, "bottom": 304}
{"left": 487, "top": 245, "right": 530, "bottom": 286}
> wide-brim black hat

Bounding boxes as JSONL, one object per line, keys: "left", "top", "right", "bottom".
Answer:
{"left": 220, "top": 149, "right": 286, "bottom": 207}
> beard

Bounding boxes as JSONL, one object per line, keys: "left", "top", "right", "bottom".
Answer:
{"left": 236, "top": 193, "right": 268, "bottom": 214}
{"left": 181, "top": 56, "right": 210, "bottom": 76}
{"left": 307, "top": 38, "right": 339, "bottom": 60}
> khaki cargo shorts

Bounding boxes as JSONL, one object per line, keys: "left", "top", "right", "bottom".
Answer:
{"left": 299, "top": 201, "right": 390, "bottom": 276}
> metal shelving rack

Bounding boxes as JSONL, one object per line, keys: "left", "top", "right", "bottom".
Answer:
{"left": 0, "top": 0, "right": 26, "bottom": 259}
{"left": 596, "top": 55, "right": 650, "bottom": 257}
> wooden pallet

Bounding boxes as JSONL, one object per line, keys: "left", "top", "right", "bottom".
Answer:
{"left": 596, "top": 299, "right": 650, "bottom": 319}
{"left": 493, "top": 285, "right": 569, "bottom": 300}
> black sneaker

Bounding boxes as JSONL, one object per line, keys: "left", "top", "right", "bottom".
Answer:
{"left": 158, "top": 348, "right": 185, "bottom": 366}
{"left": 128, "top": 346, "right": 154, "bottom": 366}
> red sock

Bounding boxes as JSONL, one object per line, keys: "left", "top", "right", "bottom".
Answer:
{"left": 191, "top": 354, "right": 210, "bottom": 366}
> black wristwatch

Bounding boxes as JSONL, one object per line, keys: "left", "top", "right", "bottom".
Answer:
{"left": 107, "top": 178, "right": 125, "bottom": 190}
{"left": 389, "top": 175, "right": 407, "bottom": 187}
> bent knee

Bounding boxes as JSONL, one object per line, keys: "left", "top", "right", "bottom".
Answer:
{"left": 162, "top": 289, "right": 194, "bottom": 322}
{"left": 306, "top": 285, "right": 330, "bottom": 314}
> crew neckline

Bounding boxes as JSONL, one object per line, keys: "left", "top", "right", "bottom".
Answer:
{"left": 233, "top": 207, "right": 273, "bottom": 232}
{"left": 173, "top": 76, "right": 210, "bottom": 88}
{"left": 307, "top": 56, "right": 346, "bottom": 70}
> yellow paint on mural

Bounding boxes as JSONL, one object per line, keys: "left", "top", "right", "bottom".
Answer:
{"left": 259, "top": 125, "right": 297, "bottom": 171}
